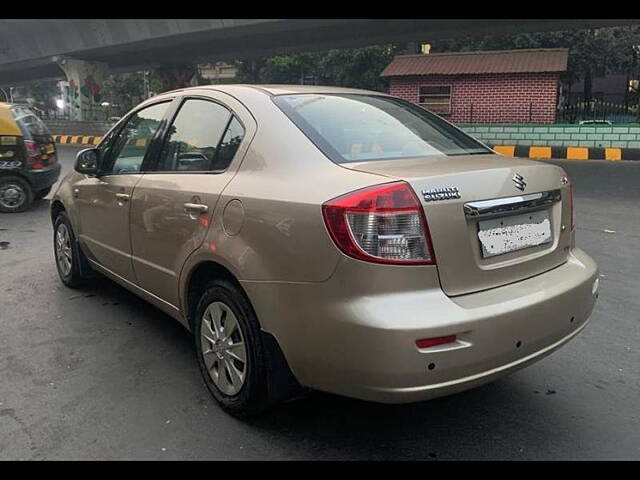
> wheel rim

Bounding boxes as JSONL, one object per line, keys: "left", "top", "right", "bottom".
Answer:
{"left": 0, "top": 183, "right": 26, "bottom": 209}
{"left": 55, "top": 223, "right": 73, "bottom": 277}
{"left": 200, "top": 301, "right": 247, "bottom": 396}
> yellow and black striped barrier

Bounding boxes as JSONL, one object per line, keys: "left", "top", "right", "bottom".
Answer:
{"left": 52, "top": 135, "right": 102, "bottom": 146}
{"left": 52, "top": 135, "right": 154, "bottom": 148}
{"left": 492, "top": 145, "right": 640, "bottom": 161}
{"left": 50, "top": 135, "right": 639, "bottom": 161}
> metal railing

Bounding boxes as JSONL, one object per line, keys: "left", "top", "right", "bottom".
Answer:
{"left": 460, "top": 101, "right": 640, "bottom": 124}
{"left": 557, "top": 100, "right": 640, "bottom": 124}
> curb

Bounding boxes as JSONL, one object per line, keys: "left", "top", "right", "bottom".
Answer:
{"left": 491, "top": 145, "right": 640, "bottom": 161}
{"left": 52, "top": 135, "right": 102, "bottom": 146}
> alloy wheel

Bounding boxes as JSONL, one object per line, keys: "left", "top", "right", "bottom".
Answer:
{"left": 55, "top": 223, "right": 73, "bottom": 277}
{"left": 200, "top": 301, "right": 247, "bottom": 396}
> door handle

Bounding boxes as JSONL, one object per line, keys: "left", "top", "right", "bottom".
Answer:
{"left": 115, "top": 193, "right": 130, "bottom": 202}
{"left": 183, "top": 202, "right": 209, "bottom": 214}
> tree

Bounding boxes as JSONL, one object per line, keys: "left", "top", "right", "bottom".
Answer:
{"left": 101, "top": 72, "right": 146, "bottom": 116}
{"left": 235, "top": 45, "right": 394, "bottom": 92}
{"left": 430, "top": 25, "right": 640, "bottom": 104}
{"left": 28, "top": 81, "right": 59, "bottom": 112}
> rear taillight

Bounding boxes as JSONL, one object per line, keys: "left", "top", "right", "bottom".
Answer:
{"left": 24, "top": 140, "right": 44, "bottom": 170}
{"left": 322, "top": 181, "right": 435, "bottom": 265}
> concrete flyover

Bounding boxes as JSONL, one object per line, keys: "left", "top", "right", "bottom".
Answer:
{"left": 1, "top": 19, "right": 639, "bottom": 86}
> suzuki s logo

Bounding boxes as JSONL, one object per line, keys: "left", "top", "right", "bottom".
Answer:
{"left": 512, "top": 173, "right": 526, "bottom": 191}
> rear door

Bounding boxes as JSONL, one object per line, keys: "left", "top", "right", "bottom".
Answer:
{"left": 129, "top": 93, "right": 255, "bottom": 306}
{"left": 75, "top": 100, "right": 171, "bottom": 281}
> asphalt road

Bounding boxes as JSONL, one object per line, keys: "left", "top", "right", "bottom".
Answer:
{"left": 0, "top": 145, "right": 639, "bottom": 460}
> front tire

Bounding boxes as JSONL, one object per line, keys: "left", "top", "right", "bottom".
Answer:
{"left": 53, "top": 212, "right": 91, "bottom": 288}
{"left": 0, "top": 176, "right": 34, "bottom": 213}
{"left": 194, "top": 280, "right": 271, "bottom": 417}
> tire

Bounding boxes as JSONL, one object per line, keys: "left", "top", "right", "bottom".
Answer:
{"left": 0, "top": 176, "right": 34, "bottom": 213}
{"left": 35, "top": 186, "right": 52, "bottom": 200}
{"left": 194, "top": 279, "right": 272, "bottom": 417}
{"left": 53, "top": 211, "right": 91, "bottom": 288}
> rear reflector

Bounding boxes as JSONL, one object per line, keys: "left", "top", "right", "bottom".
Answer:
{"left": 416, "top": 335, "right": 456, "bottom": 349}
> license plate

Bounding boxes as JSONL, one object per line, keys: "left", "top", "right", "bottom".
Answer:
{"left": 477, "top": 210, "right": 552, "bottom": 258}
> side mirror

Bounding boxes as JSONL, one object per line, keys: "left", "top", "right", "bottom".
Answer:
{"left": 74, "top": 148, "right": 100, "bottom": 175}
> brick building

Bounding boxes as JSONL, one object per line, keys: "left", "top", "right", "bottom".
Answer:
{"left": 381, "top": 49, "right": 569, "bottom": 124}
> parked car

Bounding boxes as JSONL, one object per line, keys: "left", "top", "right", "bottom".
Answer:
{"left": 0, "top": 102, "right": 60, "bottom": 212}
{"left": 578, "top": 119, "right": 612, "bottom": 125}
{"left": 50, "top": 85, "right": 599, "bottom": 416}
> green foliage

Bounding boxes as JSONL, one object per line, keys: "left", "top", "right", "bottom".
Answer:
{"left": 102, "top": 72, "right": 146, "bottom": 114}
{"left": 431, "top": 25, "right": 640, "bottom": 99}
{"left": 235, "top": 45, "right": 394, "bottom": 92}
{"left": 28, "top": 81, "right": 59, "bottom": 110}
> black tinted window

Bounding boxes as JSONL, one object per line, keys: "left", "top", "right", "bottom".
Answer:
{"left": 273, "top": 94, "right": 490, "bottom": 163}
{"left": 212, "top": 117, "right": 245, "bottom": 171}
{"left": 157, "top": 99, "right": 233, "bottom": 172}
{"left": 105, "top": 102, "right": 169, "bottom": 174}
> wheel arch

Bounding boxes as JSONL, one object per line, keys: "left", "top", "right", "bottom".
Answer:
{"left": 182, "top": 260, "right": 251, "bottom": 333}
{"left": 50, "top": 199, "right": 66, "bottom": 225}
{"left": 183, "top": 258, "right": 304, "bottom": 400}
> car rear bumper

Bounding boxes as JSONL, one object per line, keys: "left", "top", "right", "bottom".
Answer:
{"left": 242, "top": 248, "right": 598, "bottom": 403}
{"left": 26, "top": 162, "right": 61, "bottom": 191}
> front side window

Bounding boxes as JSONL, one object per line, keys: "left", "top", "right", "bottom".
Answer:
{"left": 156, "top": 99, "right": 240, "bottom": 172}
{"left": 103, "top": 101, "right": 169, "bottom": 174}
{"left": 273, "top": 94, "right": 489, "bottom": 164}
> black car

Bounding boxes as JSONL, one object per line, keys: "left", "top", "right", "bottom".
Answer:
{"left": 0, "top": 103, "right": 61, "bottom": 213}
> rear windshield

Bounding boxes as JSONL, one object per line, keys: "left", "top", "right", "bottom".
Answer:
{"left": 273, "top": 93, "right": 490, "bottom": 163}
{"left": 10, "top": 105, "right": 51, "bottom": 140}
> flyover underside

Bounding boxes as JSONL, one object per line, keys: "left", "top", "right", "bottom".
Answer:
{"left": 1, "top": 18, "right": 638, "bottom": 86}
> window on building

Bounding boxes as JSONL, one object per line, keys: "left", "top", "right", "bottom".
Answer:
{"left": 418, "top": 85, "right": 451, "bottom": 115}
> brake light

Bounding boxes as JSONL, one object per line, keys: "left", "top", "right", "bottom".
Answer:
{"left": 24, "top": 140, "right": 44, "bottom": 170}
{"left": 322, "top": 181, "right": 435, "bottom": 265}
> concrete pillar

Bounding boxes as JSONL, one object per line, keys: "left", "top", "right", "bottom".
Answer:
{"left": 57, "top": 58, "right": 108, "bottom": 121}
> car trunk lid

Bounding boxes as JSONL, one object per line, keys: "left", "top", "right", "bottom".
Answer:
{"left": 340, "top": 153, "right": 572, "bottom": 296}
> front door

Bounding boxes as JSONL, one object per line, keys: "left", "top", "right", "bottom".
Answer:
{"left": 130, "top": 95, "right": 251, "bottom": 306}
{"left": 75, "top": 101, "right": 171, "bottom": 281}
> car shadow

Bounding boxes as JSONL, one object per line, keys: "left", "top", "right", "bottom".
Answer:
{"left": 76, "top": 274, "right": 569, "bottom": 460}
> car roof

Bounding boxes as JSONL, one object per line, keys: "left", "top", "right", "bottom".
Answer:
{"left": 159, "top": 84, "right": 386, "bottom": 98}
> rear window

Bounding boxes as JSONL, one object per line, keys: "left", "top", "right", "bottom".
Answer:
{"left": 272, "top": 94, "right": 490, "bottom": 163}
{"left": 10, "top": 105, "right": 50, "bottom": 140}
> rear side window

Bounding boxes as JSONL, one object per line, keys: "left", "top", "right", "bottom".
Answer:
{"left": 156, "top": 98, "right": 243, "bottom": 172}
{"left": 273, "top": 94, "right": 489, "bottom": 163}
{"left": 213, "top": 117, "right": 245, "bottom": 170}
{"left": 10, "top": 106, "right": 50, "bottom": 140}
